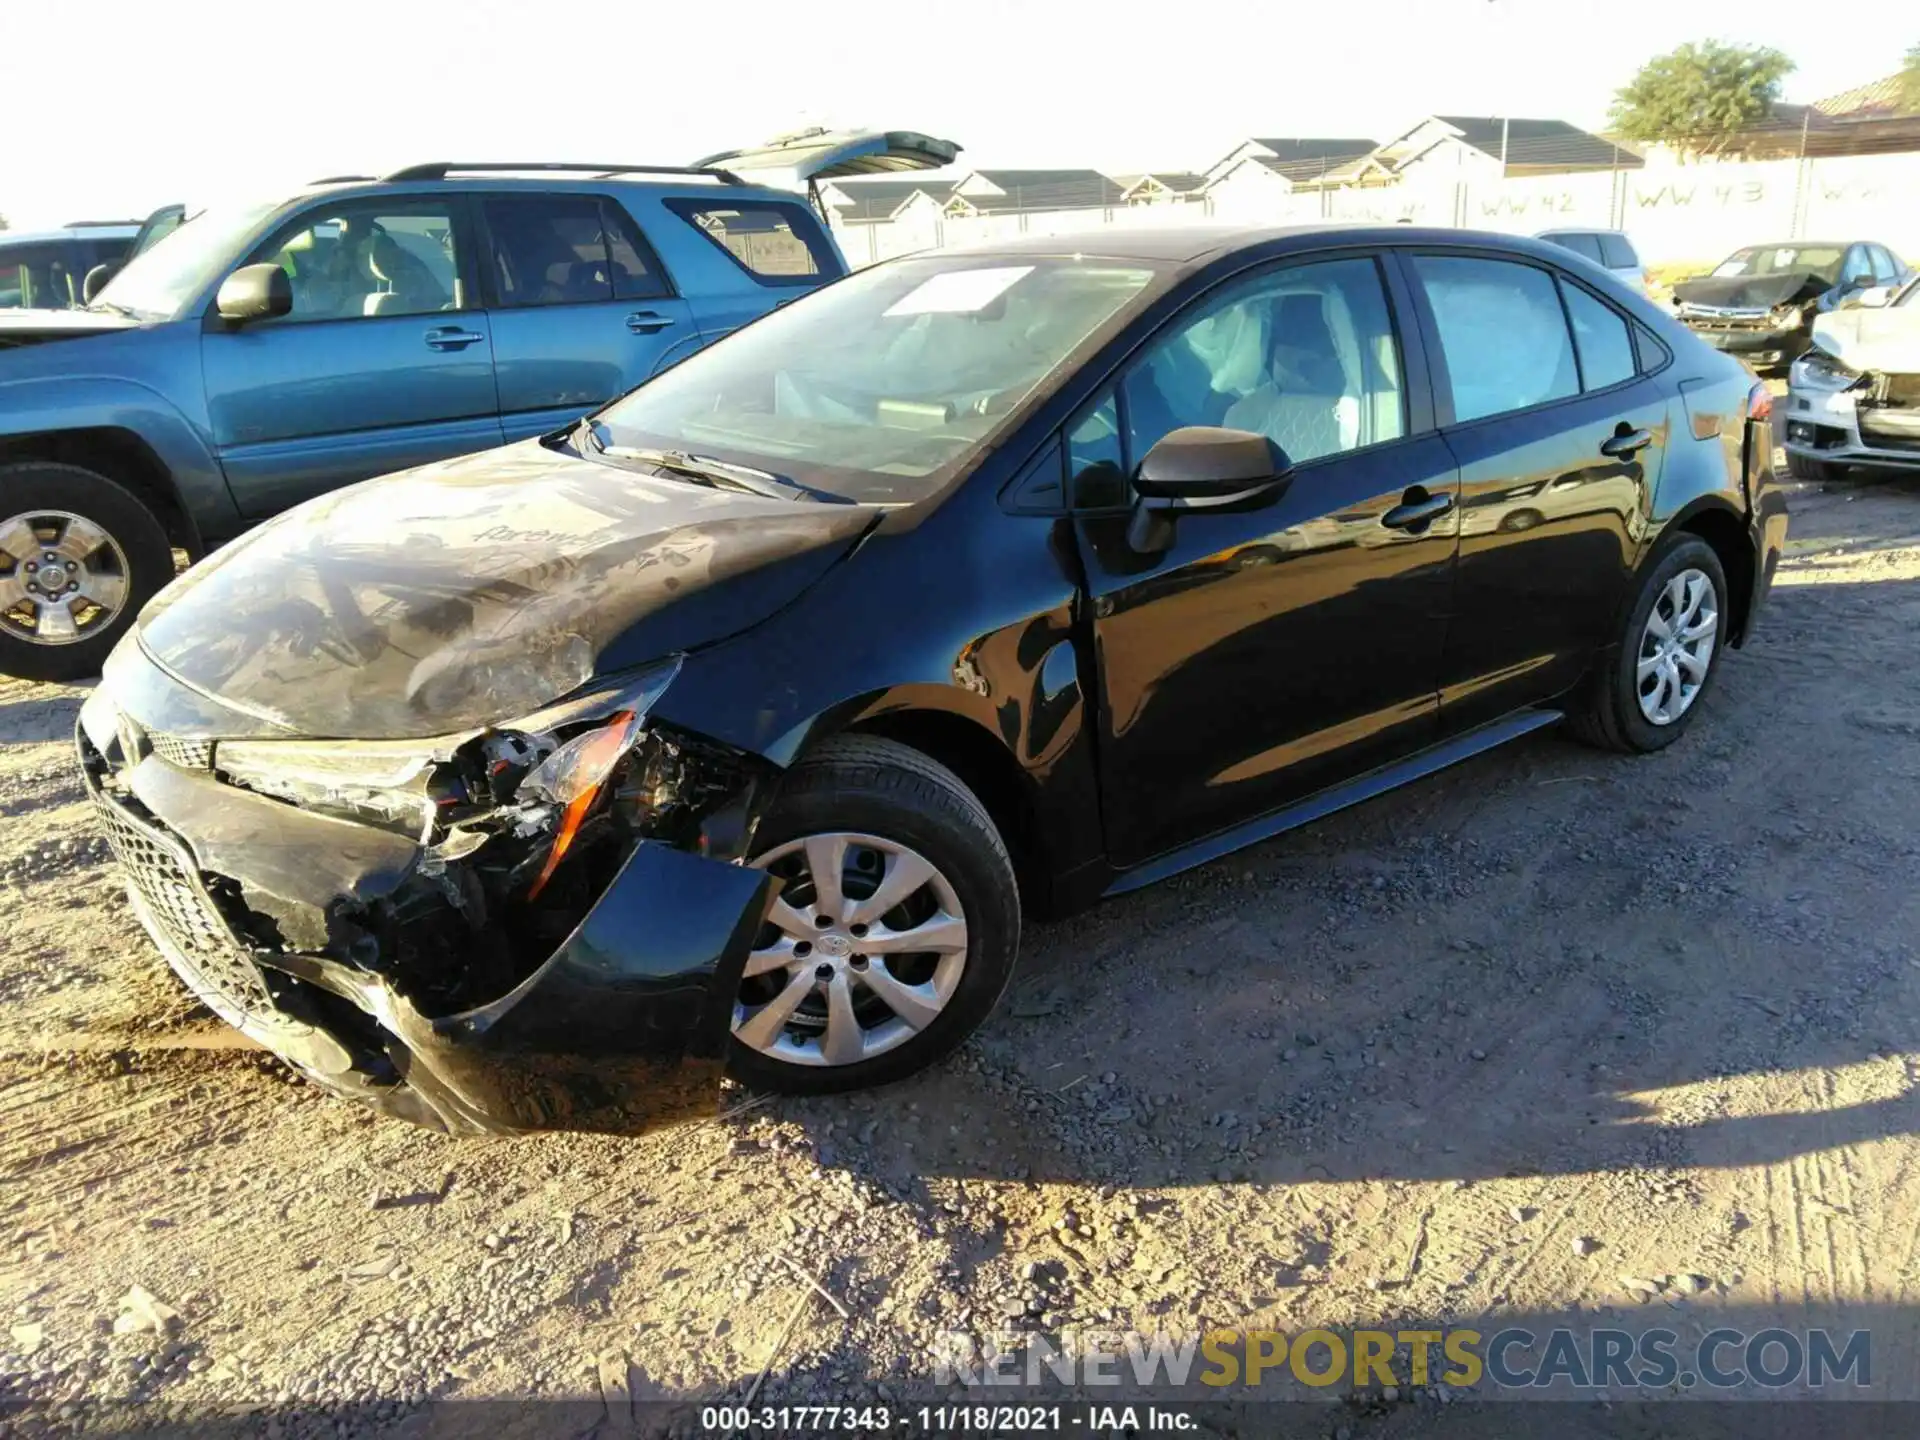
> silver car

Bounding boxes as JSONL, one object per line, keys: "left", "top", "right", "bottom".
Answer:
{"left": 1785, "top": 275, "right": 1920, "bottom": 480}
{"left": 1536, "top": 228, "right": 1650, "bottom": 297}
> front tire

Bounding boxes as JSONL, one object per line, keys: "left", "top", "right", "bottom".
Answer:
{"left": 1787, "top": 451, "right": 1842, "bottom": 483}
{"left": 0, "top": 462, "right": 175, "bottom": 683}
{"left": 1567, "top": 533, "right": 1729, "bottom": 754}
{"left": 727, "top": 735, "right": 1020, "bottom": 1095}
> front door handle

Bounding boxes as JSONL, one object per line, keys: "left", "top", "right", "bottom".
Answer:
{"left": 626, "top": 311, "right": 676, "bottom": 335}
{"left": 1382, "top": 488, "right": 1454, "bottom": 532}
{"left": 424, "top": 327, "right": 485, "bottom": 351}
{"left": 1601, "top": 427, "right": 1653, "bottom": 458}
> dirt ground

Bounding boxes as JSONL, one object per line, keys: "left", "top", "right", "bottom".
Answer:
{"left": 4, "top": 439, "right": 1920, "bottom": 1436}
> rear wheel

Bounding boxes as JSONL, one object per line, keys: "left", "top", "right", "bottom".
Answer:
{"left": 1567, "top": 533, "right": 1729, "bottom": 754}
{"left": 727, "top": 735, "right": 1020, "bottom": 1095}
{"left": 0, "top": 462, "right": 174, "bottom": 682}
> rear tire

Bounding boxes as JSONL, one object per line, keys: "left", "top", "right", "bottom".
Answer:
{"left": 726, "top": 735, "right": 1020, "bottom": 1096}
{"left": 1567, "top": 533, "right": 1729, "bottom": 754}
{"left": 0, "top": 462, "right": 174, "bottom": 683}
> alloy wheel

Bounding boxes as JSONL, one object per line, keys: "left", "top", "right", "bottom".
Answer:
{"left": 1636, "top": 566, "right": 1718, "bottom": 726}
{"left": 734, "top": 831, "right": 969, "bottom": 1067}
{"left": 0, "top": 510, "right": 132, "bottom": 647}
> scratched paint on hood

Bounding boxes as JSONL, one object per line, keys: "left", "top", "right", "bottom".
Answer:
{"left": 135, "top": 439, "right": 875, "bottom": 738}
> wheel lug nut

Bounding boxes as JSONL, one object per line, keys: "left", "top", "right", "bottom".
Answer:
{"left": 814, "top": 963, "right": 834, "bottom": 981}
{"left": 814, "top": 915, "right": 833, "bottom": 928}
{"left": 849, "top": 923, "right": 868, "bottom": 938}
{"left": 849, "top": 955, "right": 868, "bottom": 971}
{"left": 793, "top": 941, "right": 811, "bottom": 957}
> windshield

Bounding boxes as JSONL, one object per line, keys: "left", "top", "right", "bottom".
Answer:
{"left": 93, "top": 201, "right": 280, "bottom": 321}
{"left": 1712, "top": 245, "right": 1844, "bottom": 284}
{"left": 591, "top": 255, "right": 1161, "bottom": 502}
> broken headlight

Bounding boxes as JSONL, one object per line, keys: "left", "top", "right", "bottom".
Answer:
{"left": 1790, "top": 348, "right": 1860, "bottom": 393}
{"left": 214, "top": 658, "right": 684, "bottom": 845}
{"left": 215, "top": 737, "right": 447, "bottom": 837}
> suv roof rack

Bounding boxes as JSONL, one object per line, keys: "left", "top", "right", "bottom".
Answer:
{"left": 379, "top": 161, "right": 744, "bottom": 185}
{"left": 311, "top": 174, "right": 376, "bottom": 184}
{"left": 59, "top": 218, "right": 144, "bottom": 228}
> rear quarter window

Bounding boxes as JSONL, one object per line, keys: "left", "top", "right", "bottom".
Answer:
{"left": 1547, "top": 233, "right": 1604, "bottom": 263}
{"left": 1597, "top": 233, "right": 1639, "bottom": 269}
{"left": 663, "top": 199, "right": 834, "bottom": 285}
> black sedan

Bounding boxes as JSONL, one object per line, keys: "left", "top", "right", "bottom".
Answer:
{"left": 1671, "top": 238, "right": 1909, "bottom": 371}
{"left": 77, "top": 225, "right": 1789, "bottom": 1134}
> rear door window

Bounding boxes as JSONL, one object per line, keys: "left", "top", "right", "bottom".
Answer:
{"left": 0, "top": 242, "right": 81, "bottom": 308}
{"left": 1597, "top": 233, "right": 1639, "bottom": 269}
{"left": 664, "top": 199, "right": 833, "bottom": 284}
{"left": 1412, "top": 255, "right": 1580, "bottom": 423}
{"left": 482, "top": 195, "right": 670, "bottom": 307}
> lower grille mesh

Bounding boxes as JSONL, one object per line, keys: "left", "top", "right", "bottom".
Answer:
{"left": 89, "top": 790, "right": 272, "bottom": 1018}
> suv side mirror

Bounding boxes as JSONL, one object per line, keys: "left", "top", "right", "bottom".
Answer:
{"left": 1854, "top": 285, "right": 1891, "bottom": 308}
{"left": 1128, "top": 426, "right": 1290, "bottom": 552}
{"left": 215, "top": 263, "right": 293, "bottom": 325}
{"left": 83, "top": 263, "right": 119, "bottom": 305}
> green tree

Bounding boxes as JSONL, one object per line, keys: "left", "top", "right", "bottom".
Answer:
{"left": 1609, "top": 40, "right": 1796, "bottom": 155}
{"left": 1896, "top": 43, "right": 1920, "bottom": 114}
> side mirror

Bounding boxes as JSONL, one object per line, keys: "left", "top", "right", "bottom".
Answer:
{"left": 82, "top": 263, "right": 119, "bottom": 305}
{"left": 1128, "top": 426, "right": 1290, "bottom": 553}
{"left": 215, "top": 263, "right": 293, "bottom": 325}
{"left": 1854, "top": 285, "right": 1891, "bottom": 309}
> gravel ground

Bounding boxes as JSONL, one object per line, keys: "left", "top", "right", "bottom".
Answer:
{"left": 4, "top": 449, "right": 1920, "bottom": 1437}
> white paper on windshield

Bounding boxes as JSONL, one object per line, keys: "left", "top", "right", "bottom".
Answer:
{"left": 884, "top": 266, "right": 1034, "bottom": 316}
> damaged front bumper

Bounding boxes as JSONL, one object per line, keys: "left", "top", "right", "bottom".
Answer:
{"left": 76, "top": 659, "right": 779, "bottom": 1136}
{"left": 1786, "top": 371, "right": 1920, "bottom": 472}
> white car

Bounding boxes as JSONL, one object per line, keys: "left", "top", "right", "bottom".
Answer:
{"left": 1785, "top": 276, "right": 1920, "bottom": 480}
{"left": 1535, "top": 229, "right": 1650, "bottom": 297}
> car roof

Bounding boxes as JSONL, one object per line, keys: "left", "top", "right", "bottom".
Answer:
{"left": 0, "top": 224, "right": 141, "bottom": 245}
{"left": 929, "top": 223, "right": 1586, "bottom": 268}
{"left": 291, "top": 169, "right": 804, "bottom": 208}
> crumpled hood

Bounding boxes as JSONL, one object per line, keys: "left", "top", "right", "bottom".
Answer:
{"left": 0, "top": 307, "right": 143, "bottom": 349}
{"left": 1673, "top": 272, "right": 1827, "bottom": 311}
{"left": 1812, "top": 302, "right": 1920, "bottom": 374}
{"left": 134, "top": 439, "right": 877, "bottom": 739}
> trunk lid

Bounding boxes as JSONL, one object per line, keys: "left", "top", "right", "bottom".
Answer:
{"left": 696, "top": 128, "right": 960, "bottom": 183}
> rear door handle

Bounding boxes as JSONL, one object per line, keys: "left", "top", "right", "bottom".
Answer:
{"left": 1382, "top": 489, "right": 1454, "bottom": 532}
{"left": 424, "top": 327, "right": 485, "bottom": 351}
{"left": 626, "top": 311, "right": 675, "bottom": 335}
{"left": 1601, "top": 427, "right": 1653, "bottom": 458}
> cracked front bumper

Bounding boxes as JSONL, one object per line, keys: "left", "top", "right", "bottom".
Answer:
{"left": 78, "top": 724, "right": 771, "bottom": 1136}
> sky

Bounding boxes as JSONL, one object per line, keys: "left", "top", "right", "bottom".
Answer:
{"left": 0, "top": 0, "right": 1902, "bottom": 230}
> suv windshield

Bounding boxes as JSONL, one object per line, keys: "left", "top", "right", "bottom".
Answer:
{"left": 1712, "top": 244, "right": 1844, "bottom": 284}
{"left": 92, "top": 201, "right": 279, "bottom": 321}
{"left": 591, "top": 255, "right": 1161, "bottom": 503}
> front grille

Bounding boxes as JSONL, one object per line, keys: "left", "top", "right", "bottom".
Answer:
{"left": 89, "top": 788, "right": 273, "bottom": 1019}
{"left": 147, "top": 732, "right": 213, "bottom": 770}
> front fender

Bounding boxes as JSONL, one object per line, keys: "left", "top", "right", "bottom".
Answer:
{"left": 0, "top": 373, "right": 239, "bottom": 541}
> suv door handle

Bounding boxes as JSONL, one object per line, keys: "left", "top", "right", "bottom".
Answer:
{"left": 1601, "top": 427, "right": 1653, "bottom": 458}
{"left": 1382, "top": 488, "right": 1454, "bottom": 532}
{"left": 626, "top": 311, "right": 676, "bottom": 334}
{"left": 424, "top": 327, "right": 485, "bottom": 351}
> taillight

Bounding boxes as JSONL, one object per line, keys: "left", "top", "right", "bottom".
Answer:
{"left": 1746, "top": 381, "right": 1773, "bottom": 423}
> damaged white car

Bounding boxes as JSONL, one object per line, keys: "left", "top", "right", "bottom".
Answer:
{"left": 1785, "top": 276, "right": 1920, "bottom": 480}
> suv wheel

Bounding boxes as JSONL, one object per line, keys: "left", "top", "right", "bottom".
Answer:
{"left": 728, "top": 735, "right": 1020, "bottom": 1095}
{"left": 1567, "top": 533, "right": 1729, "bottom": 754}
{"left": 0, "top": 462, "right": 174, "bottom": 683}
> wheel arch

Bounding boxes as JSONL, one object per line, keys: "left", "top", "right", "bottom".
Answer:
{"left": 790, "top": 697, "right": 1050, "bottom": 916}
{"left": 0, "top": 428, "right": 203, "bottom": 555}
{"left": 1664, "top": 498, "right": 1755, "bottom": 646}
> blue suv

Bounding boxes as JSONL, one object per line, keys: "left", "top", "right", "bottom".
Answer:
{"left": 0, "top": 131, "right": 957, "bottom": 680}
